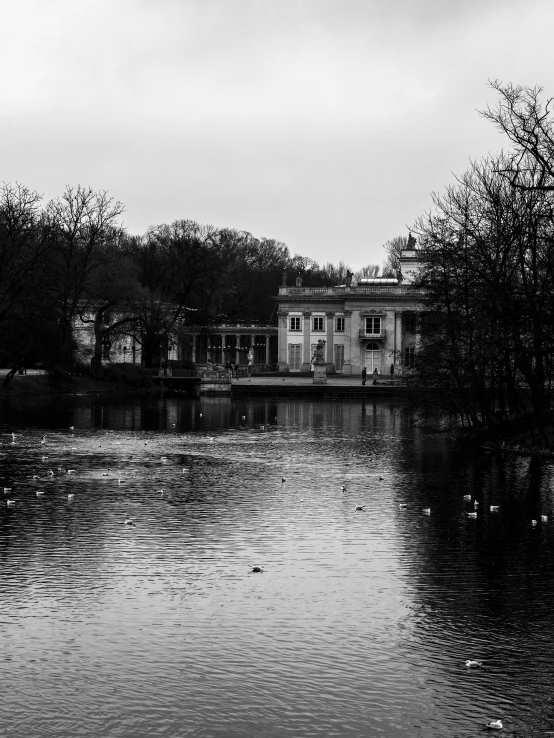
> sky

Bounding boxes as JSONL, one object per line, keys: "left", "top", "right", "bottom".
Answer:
{"left": 1, "top": 0, "right": 554, "bottom": 270}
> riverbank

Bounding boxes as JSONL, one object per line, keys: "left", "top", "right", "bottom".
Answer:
{"left": 454, "top": 411, "right": 554, "bottom": 459}
{"left": 0, "top": 368, "right": 407, "bottom": 399}
{"left": 0, "top": 367, "right": 153, "bottom": 397}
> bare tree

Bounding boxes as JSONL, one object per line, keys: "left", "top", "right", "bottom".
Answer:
{"left": 482, "top": 81, "right": 554, "bottom": 191}
{"left": 0, "top": 183, "right": 51, "bottom": 325}
{"left": 381, "top": 235, "right": 408, "bottom": 278}
{"left": 45, "top": 186, "right": 125, "bottom": 363}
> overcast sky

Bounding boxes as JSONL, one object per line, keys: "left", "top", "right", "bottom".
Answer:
{"left": 1, "top": 0, "right": 553, "bottom": 269}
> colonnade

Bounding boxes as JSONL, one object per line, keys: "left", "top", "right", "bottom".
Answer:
{"left": 188, "top": 330, "right": 275, "bottom": 366}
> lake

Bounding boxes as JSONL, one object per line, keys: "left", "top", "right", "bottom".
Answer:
{"left": 1, "top": 393, "right": 554, "bottom": 737}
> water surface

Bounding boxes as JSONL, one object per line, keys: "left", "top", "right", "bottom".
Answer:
{"left": 1, "top": 394, "right": 554, "bottom": 737}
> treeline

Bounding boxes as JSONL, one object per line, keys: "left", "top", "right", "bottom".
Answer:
{"left": 410, "top": 81, "right": 554, "bottom": 441}
{"left": 0, "top": 183, "right": 398, "bottom": 372}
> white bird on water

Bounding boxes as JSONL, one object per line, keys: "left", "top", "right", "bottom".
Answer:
{"left": 251, "top": 565, "right": 264, "bottom": 573}
{"left": 467, "top": 511, "right": 478, "bottom": 519}
{"left": 541, "top": 515, "right": 548, "bottom": 522}
{"left": 423, "top": 508, "right": 431, "bottom": 515}
{"left": 355, "top": 504, "right": 365, "bottom": 511}
{"left": 485, "top": 720, "right": 503, "bottom": 730}
{"left": 3, "top": 487, "right": 11, "bottom": 494}
{"left": 465, "top": 660, "right": 482, "bottom": 668}
{"left": 67, "top": 494, "right": 74, "bottom": 500}
{"left": 399, "top": 503, "right": 408, "bottom": 509}
{"left": 531, "top": 519, "right": 538, "bottom": 527}
{"left": 6, "top": 500, "right": 15, "bottom": 507}
{"left": 463, "top": 494, "right": 472, "bottom": 502}
{"left": 490, "top": 505, "right": 500, "bottom": 512}
{"left": 124, "top": 519, "right": 135, "bottom": 527}
{"left": 36, "top": 491, "right": 45, "bottom": 497}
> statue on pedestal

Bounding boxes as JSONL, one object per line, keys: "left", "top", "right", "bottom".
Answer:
{"left": 312, "top": 339, "right": 327, "bottom": 384}
{"left": 312, "top": 339, "right": 326, "bottom": 364}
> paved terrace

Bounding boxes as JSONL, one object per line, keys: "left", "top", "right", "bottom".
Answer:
{"left": 230, "top": 373, "right": 407, "bottom": 396}
{"left": 0, "top": 368, "right": 408, "bottom": 398}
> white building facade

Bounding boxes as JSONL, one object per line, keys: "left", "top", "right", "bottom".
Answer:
{"left": 275, "top": 249, "right": 422, "bottom": 375}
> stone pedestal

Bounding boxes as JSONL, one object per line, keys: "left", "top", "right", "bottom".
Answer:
{"left": 313, "top": 362, "right": 327, "bottom": 384}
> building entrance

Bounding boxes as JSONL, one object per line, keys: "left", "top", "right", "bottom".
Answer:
{"left": 364, "top": 342, "right": 381, "bottom": 374}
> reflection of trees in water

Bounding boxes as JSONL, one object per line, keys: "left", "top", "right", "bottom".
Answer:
{"left": 391, "top": 437, "right": 554, "bottom": 728}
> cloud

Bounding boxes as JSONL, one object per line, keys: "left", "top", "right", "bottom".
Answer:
{"left": 1, "top": 0, "right": 553, "bottom": 268}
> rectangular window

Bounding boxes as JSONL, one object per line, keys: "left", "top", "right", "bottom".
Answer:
{"left": 365, "top": 317, "right": 381, "bottom": 335}
{"left": 288, "top": 344, "right": 302, "bottom": 370}
{"left": 313, "top": 317, "right": 324, "bottom": 331}
{"left": 334, "top": 344, "right": 344, "bottom": 371}
{"left": 335, "top": 317, "right": 345, "bottom": 332}
{"left": 404, "top": 346, "right": 415, "bottom": 367}
{"left": 290, "top": 316, "right": 301, "bottom": 331}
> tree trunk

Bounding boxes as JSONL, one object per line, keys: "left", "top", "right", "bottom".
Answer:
{"left": 2, "top": 366, "right": 21, "bottom": 387}
{"left": 91, "top": 315, "right": 105, "bottom": 379}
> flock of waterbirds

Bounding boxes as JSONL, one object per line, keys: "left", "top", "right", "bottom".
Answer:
{"left": 4, "top": 428, "right": 272, "bottom": 569}
{"left": 3, "top": 428, "right": 548, "bottom": 731}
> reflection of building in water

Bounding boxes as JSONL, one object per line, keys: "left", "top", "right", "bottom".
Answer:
{"left": 274, "top": 246, "right": 422, "bottom": 375}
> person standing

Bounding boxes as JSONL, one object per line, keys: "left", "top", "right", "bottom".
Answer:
{"left": 361, "top": 367, "right": 367, "bottom": 385}
{"left": 372, "top": 368, "right": 378, "bottom": 385}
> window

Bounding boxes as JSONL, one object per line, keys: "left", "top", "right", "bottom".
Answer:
{"left": 334, "top": 344, "right": 344, "bottom": 371}
{"left": 288, "top": 344, "right": 302, "bottom": 370}
{"left": 404, "top": 346, "right": 415, "bottom": 367}
{"left": 313, "top": 317, "right": 324, "bottom": 331}
{"left": 365, "top": 317, "right": 381, "bottom": 335}
{"left": 335, "top": 317, "right": 345, "bottom": 332}
{"left": 290, "top": 316, "right": 301, "bottom": 331}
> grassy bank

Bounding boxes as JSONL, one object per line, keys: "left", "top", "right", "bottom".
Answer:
{"left": 0, "top": 365, "right": 154, "bottom": 397}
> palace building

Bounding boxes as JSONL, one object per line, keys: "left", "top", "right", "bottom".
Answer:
{"left": 274, "top": 246, "right": 422, "bottom": 375}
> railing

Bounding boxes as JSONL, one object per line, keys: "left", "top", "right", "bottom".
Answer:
{"left": 145, "top": 368, "right": 197, "bottom": 377}
{"left": 358, "top": 329, "right": 386, "bottom": 340}
{"left": 279, "top": 285, "right": 418, "bottom": 296}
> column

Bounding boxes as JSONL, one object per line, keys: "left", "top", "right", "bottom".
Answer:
{"left": 414, "top": 312, "right": 421, "bottom": 351}
{"left": 394, "top": 311, "right": 403, "bottom": 375}
{"left": 265, "top": 334, "right": 271, "bottom": 365}
{"left": 192, "top": 334, "right": 197, "bottom": 363}
{"left": 248, "top": 335, "right": 254, "bottom": 371}
{"left": 277, "top": 313, "right": 288, "bottom": 371}
{"left": 235, "top": 334, "right": 241, "bottom": 366}
{"left": 342, "top": 310, "right": 353, "bottom": 374}
{"left": 326, "top": 312, "right": 334, "bottom": 371}
{"left": 301, "top": 312, "right": 312, "bottom": 372}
